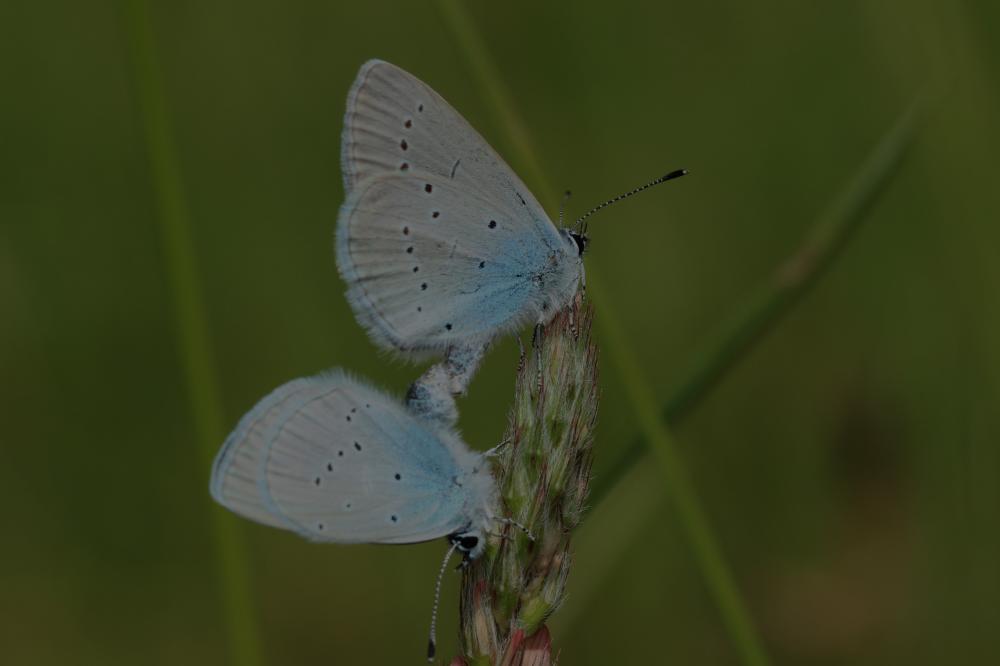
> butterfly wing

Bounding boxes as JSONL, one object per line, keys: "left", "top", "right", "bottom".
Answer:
{"left": 338, "top": 171, "right": 572, "bottom": 352}
{"left": 210, "top": 371, "right": 486, "bottom": 543}
{"left": 210, "top": 378, "right": 314, "bottom": 530}
{"left": 337, "top": 60, "right": 576, "bottom": 353}
{"left": 342, "top": 59, "right": 540, "bottom": 202}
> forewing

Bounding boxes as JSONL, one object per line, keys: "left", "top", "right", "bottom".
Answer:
{"left": 342, "top": 59, "right": 541, "bottom": 207}
{"left": 210, "top": 372, "right": 474, "bottom": 544}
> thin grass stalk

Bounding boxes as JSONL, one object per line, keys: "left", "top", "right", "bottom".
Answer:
{"left": 590, "top": 103, "right": 919, "bottom": 507}
{"left": 586, "top": 279, "right": 773, "bottom": 666}
{"left": 120, "top": 2, "right": 261, "bottom": 664}
{"left": 433, "top": 2, "right": 771, "bottom": 664}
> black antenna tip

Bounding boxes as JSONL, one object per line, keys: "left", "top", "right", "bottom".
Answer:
{"left": 427, "top": 639, "right": 436, "bottom": 661}
{"left": 663, "top": 168, "right": 688, "bottom": 181}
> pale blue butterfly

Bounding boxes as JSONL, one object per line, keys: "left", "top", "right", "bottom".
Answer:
{"left": 210, "top": 370, "right": 494, "bottom": 554}
{"left": 335, "top": 60, "right": 685, "bottom": 426}
{"left": 213, "top": 59, "right": 679, "bottom": 657}
{"left": 337, "top": 59, "right": 585, "bottom": 358}
{"left": 210, "top": 370, "right": 502, "bottom": 659}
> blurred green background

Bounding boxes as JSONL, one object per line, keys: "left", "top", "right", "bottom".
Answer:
{"left": 2, "top": 0, "right": 998, "bottom": 664}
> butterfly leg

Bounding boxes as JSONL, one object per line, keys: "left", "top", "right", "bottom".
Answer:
{"left": 532, "top": 322, "right": 544, "bottom": 392}
{"left": 484, "top": 436, "right": 511, "bottom": 458}
{"left": 497, "top": 516, "right": 535, "bottom": 541}
{"left": 487, "top": 516, "right": 534, "bottom": 545}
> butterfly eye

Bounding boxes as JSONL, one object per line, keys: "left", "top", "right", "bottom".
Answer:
{"left": 459, "top": 535, "right": 479, "bottom": 551}
{"left": 568, "top": 231, "right": 588, "bottom": 256}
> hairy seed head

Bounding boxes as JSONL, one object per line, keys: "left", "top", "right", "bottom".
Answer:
{"left": 457, "top": 294, "right": 599, "bottom": 664}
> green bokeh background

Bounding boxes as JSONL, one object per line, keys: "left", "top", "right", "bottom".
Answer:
{"left": 2, "top": 1, "right": 998, "bottom": 664}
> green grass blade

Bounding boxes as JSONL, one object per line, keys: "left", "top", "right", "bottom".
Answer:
{"left": 435, "top": 2, "right": 772, "bottom": 664}
{"left": 120, "top": 2, "right": 262, "bottom": 664}
{"left": 590, "top": 104, "right": 919, "bottom": 507}
{"left": 434, "top": 0, "right": 558, "bottom": 205}
{"left": 586, "top": 279, "right": 773, "bottom": 666}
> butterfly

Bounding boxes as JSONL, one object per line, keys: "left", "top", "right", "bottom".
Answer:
{"left": 336, "top": 59, "right": 587, "bottom": 360}
{"left": 335, "top": 60, "right": 684, "bottom": 425}
{"left": 210, "top": 370, "right": 495, "bottom": 559}
{"left": 209, "top": 370, "right": 501, "bottom": 658}
{"left": 212, "top": 59, "right": 680, "bottom": 658}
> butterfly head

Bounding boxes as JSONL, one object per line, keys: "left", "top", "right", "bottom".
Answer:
{"left": 567, "top": 230, "right": 589, "bottom": 257}
{"left": 449, "top": 530, "right": 485, "bottom": 564}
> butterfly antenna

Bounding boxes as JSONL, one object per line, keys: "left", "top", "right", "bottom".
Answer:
{"left": 558, "top": 189, "right": 573, "bottom": 228}
{"left": 575, "top": 168, "right": 688, "bottom": 234}
{"left": 427, "top": 541, "right": 459, "bottom": 662}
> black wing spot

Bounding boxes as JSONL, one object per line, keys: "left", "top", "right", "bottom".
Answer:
{"left": 424, "top": 183, "right": 433, "bottom": 193}
{"left": 403, "top": 226, "right": 409, "bottom": 235}
{"left": 418, "top": 103, "right": 424, "bottom": 112}
{"left": 346, "top": 415, "right": 351, "bottom": 422}
{"left": 488, "top": 220, "right": 497, "bottom": 229}
{"left": 338, "top": 450, "right": 344, "bottom": 457}
{"left": 445, "top": 323, "right": 453, "bottom": 331}
{"left": 432, "top": 211, "right": 440, "bottom": 219}
{"left": 391, "top": 514, "right": 398, "bottom": 523}
{"left": 395, "top": 473, "right": 401, "bottom": 480}
{"left": 327, "top": 463, "right": 333, "bottom": 472}
{"left": 400, "top": 162, "right": 409, "bottom": 171}
{"left": 354, "top": 441, "right": 362, "bottom": 451}
{"left": 314, "top": 477, "right": 321, "bottom": 486}
{"left": 479, "top": 261, "right": 485, "bottom": 269}
{"left": 404, "top": 119, "right": 412, "bottom": 128}
{"left": 417, "top": 306, "right": 422, "bottom": 312}
{"left": 317, "top": 523, "right": 324, "bottom": 531}
{"left": 400, "top": 139, "right": 408, "bottom": 151}
{"left": 421, "top": 283, "right": 428, "bottom": 290}
{"left": 412, "top": 266, "right": 419, "bottom": 273}
{"left": 406, "top": 246, "right": 414, "bottom": 254}
{"left": 345, "top": 502, "right": 352, "bottom": 510}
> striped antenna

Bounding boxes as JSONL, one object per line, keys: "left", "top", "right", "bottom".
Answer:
{"left": 558, "top": 189, "right": 572, "bottom": 228}
{"left": 427, "top": 541, "right": 459, "bottom": 662}
{"left": 575, "top": 168, "right": 688, "bottom": 233}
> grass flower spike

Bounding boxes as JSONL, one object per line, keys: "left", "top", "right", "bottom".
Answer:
{"left": 456, "top": 295, "right": 599, "bottom": 664}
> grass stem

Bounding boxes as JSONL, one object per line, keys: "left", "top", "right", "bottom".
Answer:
{"left": 120, "top": 2, "right": 261, "bottom": 664}
{"left": 590, "top": 104, "right": 919, "bottom": 507}
{"left": 435, "top": 2, "right": 773, "bottom": 664}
